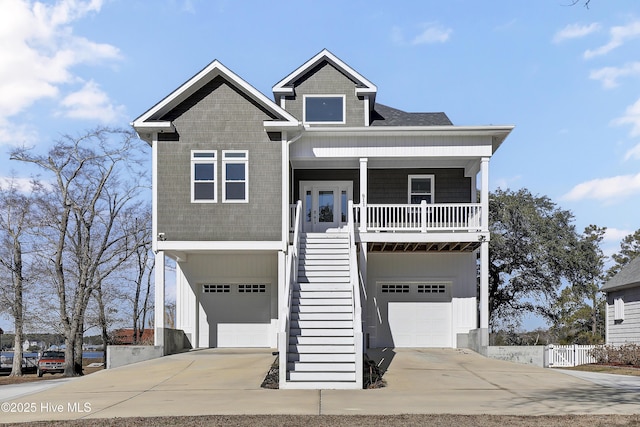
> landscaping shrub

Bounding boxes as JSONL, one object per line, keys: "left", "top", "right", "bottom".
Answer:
{"left": 589, "top": 344, "right": 640, "bottom": 366}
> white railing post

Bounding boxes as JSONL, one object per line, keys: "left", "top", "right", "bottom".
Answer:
{"left": 421, "top": 200, "right": 428, "bottom": 232}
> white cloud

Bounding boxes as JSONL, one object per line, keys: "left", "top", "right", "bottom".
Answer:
{"left": 590, "top": 62, "right": 640, "bottom": 89}
{"left": 0, "top": 118, "right": 39, "bottom": 146}
{"left": 625, "top": 143, "right": 640, "bottom": 161}
{"left": 0, "top": 176, "right": 39, "bottom": 192}
{"left": 412, "top": 23, "right": 452, "bottom": 45}
{"left": 604, "top": 227, "right": 633, "bottom": 244}
{"left": 392, "top": 22, "right": 452, "bottom": 46}
{"left": 562, "top": 173, "right": 640, "bottom": 202}
{"left": 612, "top": 97, "right": 640, "bottom": 137}
{"left": 584, "top": 20, "right": 640, "bottom": 59}
{"left": 0, "top": 0, "right": 120, "bottom": 123}
{"left": 553, "top": 23, "right": 600, "bottom": 43}
{"left": 58, "top": 80, "right": 126, "bottom": 123}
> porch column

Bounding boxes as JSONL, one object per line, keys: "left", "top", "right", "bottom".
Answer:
{"left": 154, "top": 251, "right": 166, "bottom": 351}
{"left": 480, "top": 157, "right": 490, "bottom": 231}
{"left": 480, "top": 241, "right": 489, "bottom": 330}
{"left": 359, "top": 158, "right": 368, "bottom": 233}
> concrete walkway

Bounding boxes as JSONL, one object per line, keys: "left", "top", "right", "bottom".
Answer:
{"left": 1, "top": 348, "right": 639, "bottom": 423}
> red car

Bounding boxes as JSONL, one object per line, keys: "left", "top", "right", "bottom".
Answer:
{"left": 37, "top": 351, "right": 65, "bottom": 377}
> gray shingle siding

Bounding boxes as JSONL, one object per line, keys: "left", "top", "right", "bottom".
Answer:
{"left": 607, "top": 287, "right": 640, "bottom": 345}
{"left": 156, "top": 76, "right": 282, "bottom": 242}
{"left": 368, "top": 169, "right": 471, "bottom": 204}
{"left": 283, "top": 62, "right": 365, "bottom": 126}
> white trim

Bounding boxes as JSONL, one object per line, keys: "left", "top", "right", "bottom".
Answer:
{"left": 303, "top": 94, "right": 346, "bottom": 125}
{"left": 222, "top": 150, "right": 248, "bottom": 203}
{"left": 132, "top": 60, "right": 299, "bottom": 144}
{"left": 357, "top": 232, "right": 490, "bottom": 244}
{"left": 408, "top": 174, "right": 435, "bottom": 204}
{"left": 157, "top": 240, "right": 283, "bottom": 251}
{"left": 191, "top": 150, "right": 217, "bottom": 203}
{"left": 273, "top": 49, "right": 377, "bottom": 97}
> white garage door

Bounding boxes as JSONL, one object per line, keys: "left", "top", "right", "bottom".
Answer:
{"left": 199, "top": 283, "right": 271, "bottom": 347}
{"left": 377, "top": 282, "right": 452, "bottom": 348}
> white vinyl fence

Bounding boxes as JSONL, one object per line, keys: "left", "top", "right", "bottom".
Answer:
{"left": 546, "top": 344, "right": 598, "bottom": 367}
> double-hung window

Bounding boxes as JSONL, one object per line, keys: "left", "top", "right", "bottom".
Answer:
{"left": 191, "top": 151, "right": 217, "bottom": 202}
{"left": 223, "top": 150, "right": 248, "bottom": 202}
{"left": 408, "top": 175, "right": 435, "bottom": 204}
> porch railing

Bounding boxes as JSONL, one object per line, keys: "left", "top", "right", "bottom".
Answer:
{"left": 347, "top": 200, "right": 363, "bottom": 388}
{"left": 279, "top": 200, "right": 302, "bottom": 386}
{"left": 356, "top": 201, "right": 482, "bottom": 232}
{"left": 289, "top": 201, "right": 483, "bottom": 233}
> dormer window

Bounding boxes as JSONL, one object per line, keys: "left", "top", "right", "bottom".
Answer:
{"left": 304, "top": 95, "right": 345, "bottom": 124}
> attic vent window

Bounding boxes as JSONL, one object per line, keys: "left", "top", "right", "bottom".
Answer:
{"left": 304, "top": 95, "right": 345, "bottom": 124}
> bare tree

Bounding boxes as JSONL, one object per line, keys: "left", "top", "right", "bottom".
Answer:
{"left": 11, "top": 127, "right": 147, "bottom": 376}
{"left": 0, "top": 177, "right": 40, "bottom": 376}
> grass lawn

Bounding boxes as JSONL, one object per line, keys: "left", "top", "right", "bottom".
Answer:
{"left": 562, "top": 363, "right": 640, "bottom": 376}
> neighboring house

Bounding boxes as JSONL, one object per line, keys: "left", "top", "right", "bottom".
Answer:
{"left": 111, "top": 328, "right": 154, "bottom": 345}
{"left": 132, "top": 49, "right": 514, "bottom": 389}
{"left": 602, "top": 256, "right": 640, "bottom": 345}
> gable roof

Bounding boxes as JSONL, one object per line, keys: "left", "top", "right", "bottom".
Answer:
{"left": 370, "top": 103, "right": 452, "bottom": 126}
{"left": 273, "top": 49, "right": 377, "bottom": 102}
{"left": 132, "top": 60, "right": 300, "bottom": 144}
{"left": 602, "top": 255, "right": 640, "bottom": 292}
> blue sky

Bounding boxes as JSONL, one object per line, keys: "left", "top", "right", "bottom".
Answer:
{"left": 1, "top": 0, "right": 640, "bottom": 332}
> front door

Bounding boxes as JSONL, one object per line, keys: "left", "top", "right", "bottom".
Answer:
{"left": 300, "top": 181, "right": 352, "bottom": 233}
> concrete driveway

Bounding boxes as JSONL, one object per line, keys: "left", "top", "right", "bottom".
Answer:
{"left": 1, "top": 348, "right": 639, "bottom": 423}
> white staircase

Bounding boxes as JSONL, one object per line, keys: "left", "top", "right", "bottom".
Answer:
{"left": 285, "top": 232, "right": 360, "bottom": 389}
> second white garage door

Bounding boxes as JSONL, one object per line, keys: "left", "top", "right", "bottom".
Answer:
{"left": 376, "top": 282, "right": 452, "bottom": 348}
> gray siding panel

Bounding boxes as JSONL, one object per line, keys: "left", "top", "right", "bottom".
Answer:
{"left": 369, "top": 169, "right": 471, "bottom": 204}
{"left": 285, "top": 62, "right": 364, "bottom": 126}
{"left": 607, "top": 287, "right": 640, "bottom": 345}
{"left": 157, "top": 76, "right": 281, "bottom": 242}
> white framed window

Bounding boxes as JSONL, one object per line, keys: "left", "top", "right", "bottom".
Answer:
{"left": 191, "top": 150, "right": 217, "bottom": 203}
{"left": 408, "top": 175, "right": 435, "bottom": 204}
{"left": 222, "top": 150, "right": 248, "bottom": 203}
{"left": 614, "top": 297, "right": 625, "bottom": 321}
{"left": 303, "top": 95, "right": 345, "bottom": 124}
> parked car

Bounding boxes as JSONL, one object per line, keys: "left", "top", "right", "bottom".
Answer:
{"left": 37, "top": 351, "right": 65, "bottom": 377}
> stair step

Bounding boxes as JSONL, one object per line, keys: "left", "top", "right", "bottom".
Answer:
{"left": 288, "top": 372, "right": 357, "bottom": 382}
{"left": 293, "top": 305, "right": 352, "bottom": 313}
{"left": 291, "top": 312, "right": 353, "bottom": 321}
{"left": 298, "top": 277, "right": 350, "bottom": 284}
{"left": 292, "top": 298, "right": 352, "bottom": 306}
{"left": 291, "top": 320, "right": 354, "bottom": 329}
{"left": 300, "top": 247, "right": 349, "bottom": 253}
{"left": 299, "top": 264, "right": 350, "bottom": 271}
{"left": 300, "top": 258, "right": 349, "bottom": 266}
{"left": 293, "top": 291, "right": 352, "bottom": 299}
{"left": 289, "top": 344, "right": 355, "bottom": 353}
{"left": 300, "top": 254, "right": 349, "bottom": 262}
{"left": 287, "top": 362, "right": 356, "bottom": 372}
{"left": 289, "top": 336, "right": 355, "bottom": 345}
{"left": 294, "top": 283, "right": 352, "bottom": 291}
{"left": 288, "top": 352, "right": 356, "bottom": 362}
{"left": 290, "top": 328, "right": 355, "bottom": 337}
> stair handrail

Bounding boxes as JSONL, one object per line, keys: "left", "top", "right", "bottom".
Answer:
{"left": 348, "top": 200, "right": 364, "bottom": 388}
{"left": 279, "top": 200, "right": 302, "bottom": 387}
